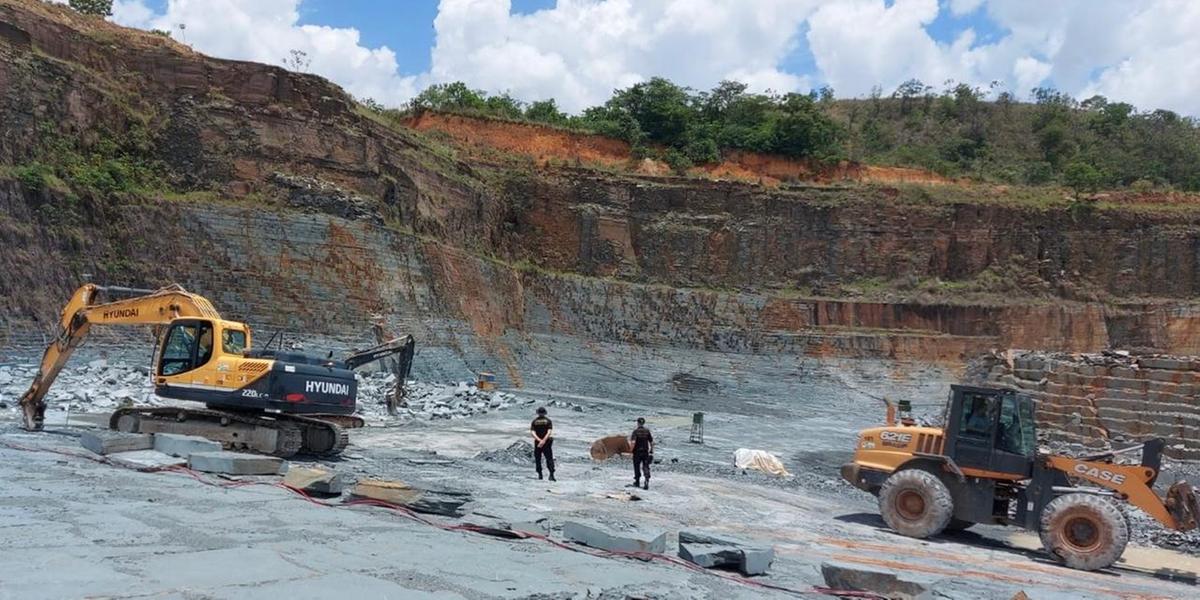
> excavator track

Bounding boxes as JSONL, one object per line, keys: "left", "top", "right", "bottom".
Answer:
{"left": 109, "top": 407, "right": 344, "bottom": 458}
{"left": 287, "top": 414, "right": 351, "bottom": 456}
{"left": 306, "top": 414, "right": 365, "bottom": 429}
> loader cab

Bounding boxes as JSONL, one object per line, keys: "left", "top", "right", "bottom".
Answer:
{"left": 157, "top": 319, "right": 248, "bottom": 376}
{"left": 944, "top": 385, "right": 1037, "bottom": 478}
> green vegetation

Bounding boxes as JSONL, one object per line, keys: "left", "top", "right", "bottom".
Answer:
{"left": 835, "top": 83, "right": 1200, "bottom": 190}
{"left": 386, "top": 78, "right": 843, "bottom": 165}
{"left": 11, "top": 121, "right": 164, "bottom": 197}
{"left": 382, "top": 77, "right": 1200, "bottom": 191}
{"left": 68, "top": 0, "right": 112, "bottom": 17}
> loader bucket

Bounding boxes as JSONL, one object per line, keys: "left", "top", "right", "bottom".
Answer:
{"left": 1167, "top": 481, "right": 1200, "bottom": 530}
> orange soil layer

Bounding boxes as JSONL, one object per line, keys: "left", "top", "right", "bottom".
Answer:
{"left": 403, "top": 111, "right": 956, "bottom": 186}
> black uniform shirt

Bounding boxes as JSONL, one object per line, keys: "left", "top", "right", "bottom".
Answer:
{"left": 531, "top": 416, "right": 553, "bottom": 438}
{"left": 631, "top": 425, "right": 653, "bottom": 453}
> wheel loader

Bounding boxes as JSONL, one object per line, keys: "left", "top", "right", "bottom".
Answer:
{"left": 841, "top": 384, "right": 1200, "bottom": 571}
{"left": 16, "top": 284, "right": 415, "bottom": 457}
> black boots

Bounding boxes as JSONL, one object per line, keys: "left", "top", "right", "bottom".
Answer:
{"left": 538, "top": 472, "right": 543, "bottom": 480}
{"left": 643, "top": 480, "right": 649, "bottom": 490}
{"left": 549, "top": 473, "right": 557, "bottom": 482}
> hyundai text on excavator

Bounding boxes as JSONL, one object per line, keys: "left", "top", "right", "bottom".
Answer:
{"left": 842, "top": 384, "right": 1200, "bottom": 571}
{"left": 17, "top": 284, "right": 415, "bottom": 457}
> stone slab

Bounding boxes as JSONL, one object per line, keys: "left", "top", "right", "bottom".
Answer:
{"left": 80, "top": 431, "right": 153, "bottom": 455}
{"left": 283, "top": 466, "right": 348, "bottom": 496}
{"left": 108, "top": 450, "right": 187, "bottom": 471}
{"left": 468, "top": 508, "right": 548, "bottom": 534}
{"left": 678, "top": 529, "right": 774, "bottom": 575}
{"left": 679, "top": 530, "right": 744, "bottom": 546}
{"left": 350, "top": 479, "right": 470, "bottom": 516}
{"left": 678, "top": 542, "right": 741, "bottom": 569}
{"left": 821, "top": 560, "right": 937, "bottom": 600}
{"left": 188, "top": 451, "right": 286, "bottom": 475}
{"left": 154, "top": 433, "right": 222, "bottom": 458}
{"left": 739, "top": 546, "right": 775, "bottom": 576}
{"left": 562, "top": 521, "right": 667, "bottom": 555}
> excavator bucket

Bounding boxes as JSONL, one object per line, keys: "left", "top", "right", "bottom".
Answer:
{"left": 1167, "top": 481, "right": 1200, "bottom": 530}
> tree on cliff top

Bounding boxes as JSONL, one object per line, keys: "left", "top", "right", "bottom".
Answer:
{"left": 69, "top": 0, "right": 113, "bottom": 17}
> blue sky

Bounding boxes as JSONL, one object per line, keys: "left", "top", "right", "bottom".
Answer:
{"left": 107, "top": 1, "right": 1200, "bottom": 116}
{"left": 292, "top": 0, "right": 1011, "bottom": 90}
{"left": 296, "top": 0, "right": 557, "bottom": 76}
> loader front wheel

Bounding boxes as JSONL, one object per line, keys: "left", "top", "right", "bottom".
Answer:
{"left": 879, "top": 468, "right": 954, "bottom": 538}
{"left": 1039, "top": 493, "right": 1128, "bottom": 571}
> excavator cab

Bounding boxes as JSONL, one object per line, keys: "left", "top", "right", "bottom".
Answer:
{"left": 943, "top": 385, "right": 1037, "bottom": 479}
{"left": 157, "top": 319, "right": 246, "bottom": 376}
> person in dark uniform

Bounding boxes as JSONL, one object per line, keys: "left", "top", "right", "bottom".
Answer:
{"left": 630, "top": 417, "right": 654, "bottom": 490}
{"left": 530, "top": 407, "right": 556, "bottom": 481}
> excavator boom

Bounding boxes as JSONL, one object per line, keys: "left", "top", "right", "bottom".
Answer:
{"left": 18, "top": 284, "right": 222, "bottom": 430}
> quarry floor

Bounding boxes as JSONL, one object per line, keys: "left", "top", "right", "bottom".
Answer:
{"left": 1, "top": 359, "right": 1198, "bottom": 599}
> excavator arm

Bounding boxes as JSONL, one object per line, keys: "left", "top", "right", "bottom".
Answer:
{"left": 18, "top": 284, "right": 223, "bottom": 431}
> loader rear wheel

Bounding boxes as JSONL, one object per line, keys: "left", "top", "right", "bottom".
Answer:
{"left": 879, "top": 468, "right": 954, "bottom": 538}
{"left": 1039, "top": 493, "right": 1128, "bottom": 571}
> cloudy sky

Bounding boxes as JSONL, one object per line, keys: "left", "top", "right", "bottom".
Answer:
{"left": 103, "top": 0, "right": 1200, "bottom": 115}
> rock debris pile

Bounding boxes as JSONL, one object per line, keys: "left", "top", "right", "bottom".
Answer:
{"left": 354, "top": 372, "right": 531, "bottom": 422}
{"left": 0, "top": 360, "right": 155, "bottom": 413}
{"left": 475, "top": 440, "right": 535, "bottom": 465}
{"left": 0, "top": 362, "right": 543, "bottom": 424}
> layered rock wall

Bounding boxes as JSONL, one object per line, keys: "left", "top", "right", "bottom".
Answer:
{"left": 979, "top": 351, "right": 1200, "bottom": 459}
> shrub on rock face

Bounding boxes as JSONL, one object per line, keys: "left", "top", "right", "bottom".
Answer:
{"left": 69, "top": 0, "right": 113, "bottom": 17}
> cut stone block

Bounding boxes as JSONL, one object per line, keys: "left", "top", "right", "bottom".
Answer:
{"left": 80, "top": 431, "right": 153, "bottom": 455}
{"left": 283, "top": 466, "right": 348, "bottom": 496}
{"left": 821, "top": 561, "right": 935, "bottom": 600}
{"left": 188, "top": 451, "right": 286, "bottom": 475}
{"left": 108, "top": 450, "right": 187, "bottom": 470}
{"left": 350, "top": 479, "right": 471, "bottom": 516}
{"left": 469, "top": 508, "right": 549, "bottom": 534}
{"left": 678, "top": 543, "right": 741, "bottom": 569}
{"left": 154, "top": 433, "right": 222, "bottom": 458}
{"left": 679, "top": 530, "right": 774, "bottom": 575}
{"left": 679, "top": 530, "right": 743, "bottom": 546}
{"left": 739, "top": 547, "right": 775, "bottom": 576}
{"left": 562, "top": 521, "right": 667, "bottom": 555}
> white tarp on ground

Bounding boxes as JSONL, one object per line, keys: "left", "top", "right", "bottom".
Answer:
{"left": 733, "top": 448, "right": 790, "bottom": 477}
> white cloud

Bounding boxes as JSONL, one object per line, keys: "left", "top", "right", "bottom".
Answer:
{"left": 803, "top": 0, "right": 1200, "bottom": 115}
{"left": 948, "top": 0, "right": 983, "bottom": 16}
{"left": 1012, "top": 56, "right": 1051, "bottom": 94}
{"left": 427, "top": 0, "right": 818, "bottom": 111}
{"left": 81, "top": 0, "right": 1200, "bottom": 116}
{"left": 106, "top": 0, "right": 420, "bottom": 105}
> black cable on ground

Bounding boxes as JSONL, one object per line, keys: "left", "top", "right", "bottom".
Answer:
{"left": 0, "top": 439, "right": 887, "bottom": 599}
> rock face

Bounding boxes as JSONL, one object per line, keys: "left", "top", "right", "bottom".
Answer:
{"left": 975, "top": 350, "right": 1200, "bottom": 459}
{"left": 5, "top": 0, "right": 1200, "bottom": 410}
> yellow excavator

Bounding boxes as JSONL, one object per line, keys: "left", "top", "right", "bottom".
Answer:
{"left": 842, "top": 385, "right": 1200, "bottom": 571}
{"left": 18, "top": 283, "right": 415, "bottom": 457}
